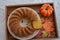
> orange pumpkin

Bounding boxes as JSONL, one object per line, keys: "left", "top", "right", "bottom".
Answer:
{"left": 40, "top": 4, "right": 53, "bottom": 17}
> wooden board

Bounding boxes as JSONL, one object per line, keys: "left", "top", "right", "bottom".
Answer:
{"left": 5, "top": 3, "right": 58, "bottom": 40}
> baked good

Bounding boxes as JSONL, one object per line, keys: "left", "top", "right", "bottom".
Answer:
{"left": 8, "top": 7, "right": 40, "bottom": 37}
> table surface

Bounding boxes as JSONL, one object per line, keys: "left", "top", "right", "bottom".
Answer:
{"left": 0, "top": 0, "right": 60, "bottom": 40}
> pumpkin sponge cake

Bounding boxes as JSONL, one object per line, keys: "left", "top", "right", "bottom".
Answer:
{"left": 8, "top": 7, "right": 40, "bottom": 37}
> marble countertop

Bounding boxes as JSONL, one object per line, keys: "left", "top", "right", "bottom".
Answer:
{"left": 0, "top": 0, "right": 60, "bottom": 40}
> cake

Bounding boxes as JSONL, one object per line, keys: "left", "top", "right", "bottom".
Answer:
{"left": 8, "top": 7, "right": 40, "bottom": 37}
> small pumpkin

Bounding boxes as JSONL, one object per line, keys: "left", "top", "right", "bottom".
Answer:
{"left": 40, "top": 4, "right": 53, "bottom": 17}
{"left": 32, "top": 20, "right": 42, "bottom": 30}
{"left": 42, "top": 31, "right": 48, "bottom": 38}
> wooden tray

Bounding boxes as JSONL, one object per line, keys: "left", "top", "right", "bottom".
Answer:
{"left": 5, "top": 3, "right": 58, "bottom": 40}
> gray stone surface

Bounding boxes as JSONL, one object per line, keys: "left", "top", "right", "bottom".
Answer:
{"left": 0, "top": 0, "right": 60, "bottom": 40}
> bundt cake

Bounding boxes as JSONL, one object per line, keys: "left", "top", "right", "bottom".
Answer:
{"left": 8, "top": 7, "right": 40, "bottom": 37}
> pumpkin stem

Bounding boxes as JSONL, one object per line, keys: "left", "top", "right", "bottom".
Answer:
{"left": 46, "top": 6, "right": 49, "bottom": 10}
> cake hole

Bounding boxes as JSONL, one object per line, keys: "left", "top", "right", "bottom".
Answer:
{"left": 19, "top": 18, "right": 31, "bottom": 27}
